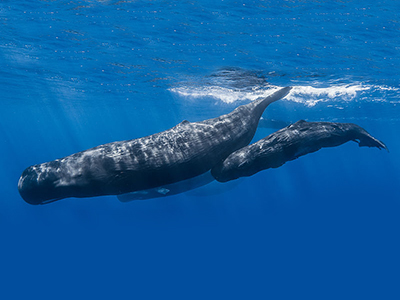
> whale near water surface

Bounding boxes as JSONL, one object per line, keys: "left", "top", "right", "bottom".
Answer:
{"left": 17, "top": 86, "right": 387, "bottom": 205}
{"left": 18, "top": 87, "right": 291, "bottom": 204}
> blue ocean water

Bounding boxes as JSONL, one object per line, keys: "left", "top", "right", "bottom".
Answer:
{"left": 1, "top": 0, "right": 400, "bottom": 299}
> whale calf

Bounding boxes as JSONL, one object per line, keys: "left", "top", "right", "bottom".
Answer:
{"left": 18, "top": 87, "right": 292, "bottom": 204}
{"left": 211, "top": 120, "right": 388, "bottom": 182}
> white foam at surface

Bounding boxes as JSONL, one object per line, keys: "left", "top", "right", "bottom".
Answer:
{"left": 170, "top": 82, "right": 399, "bottom": 107}
{"left": 287, "top": 84, "right": 370, "bottom": 107}
{"left": 169, "top": 85, "right": 282, "bottom": 104}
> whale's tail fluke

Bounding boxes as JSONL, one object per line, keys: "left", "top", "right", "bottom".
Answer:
{"left": 352, "top": 124, "right": 388, "bottom": 151}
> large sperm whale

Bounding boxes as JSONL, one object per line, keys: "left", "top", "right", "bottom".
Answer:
{"left": 18, "top": 87, "right": 292, "bottom": 204}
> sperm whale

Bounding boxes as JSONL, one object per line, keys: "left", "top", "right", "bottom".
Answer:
{"left": 211, "top": 120, "right": 388, "bottom": 182}
{"left": 18, "top": 87, "right": 292, "bottom": 204}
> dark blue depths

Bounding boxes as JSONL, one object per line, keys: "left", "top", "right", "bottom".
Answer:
{"left": 1, "top": 0, "right": 400, "bottom": 299}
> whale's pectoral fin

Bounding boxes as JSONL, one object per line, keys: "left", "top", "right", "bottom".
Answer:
{"left": 117, "top": 190, "right": 150, "bottom": 202}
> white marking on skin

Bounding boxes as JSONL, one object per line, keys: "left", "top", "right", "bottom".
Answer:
{"left": 157, "top": 188, "right": 170, "bottom": 195}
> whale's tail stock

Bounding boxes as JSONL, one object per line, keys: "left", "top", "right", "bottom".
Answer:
{"left": 259, "top": 86, "right": 292, "bottom": 107}
{"left": 245, "top": 86, "right": 292, "bottom": 121}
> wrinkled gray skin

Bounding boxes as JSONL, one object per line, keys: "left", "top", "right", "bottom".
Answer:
{"left": 211, "top": 120, "right": 388, "bottom": 182}
{"left": 18, "top": 87, "right": 292, "bottom": 204}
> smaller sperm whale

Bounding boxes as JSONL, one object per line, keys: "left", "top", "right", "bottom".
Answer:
{"left": 211, "top": 120, "right": 388, "bottom": 182}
